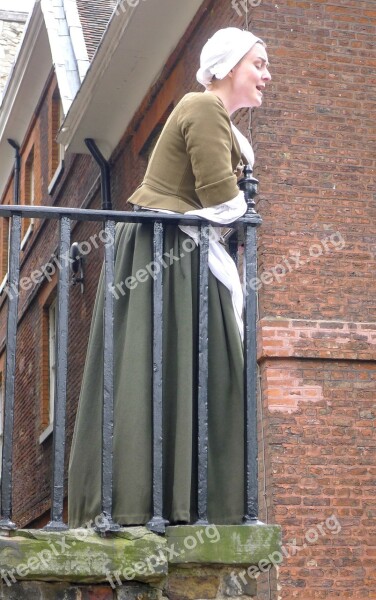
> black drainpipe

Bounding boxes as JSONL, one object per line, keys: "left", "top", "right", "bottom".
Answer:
{"left": 84, "top": 138, "right": 112, "bottom": 210}
{"left": 7, "top": 139, "right": 20, "bottom": 205}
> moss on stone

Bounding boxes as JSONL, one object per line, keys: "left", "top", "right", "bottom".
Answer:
{"left": 0, "top": 527, "right": 167, "bottom": 584}
{"left": 165, "top": 524, "right": 282, "bottom": 566}
{"left": 0, "top": 523, "right": 282, "bottom": 585}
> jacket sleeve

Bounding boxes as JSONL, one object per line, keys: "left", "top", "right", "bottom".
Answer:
{"left": 177, "top": 94, "right": 240, "bottom": 208}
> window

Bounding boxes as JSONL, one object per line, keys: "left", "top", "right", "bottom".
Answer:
{"left": 142, "top": 123, "right": 165, "bottom": 162}
{"left": 52, "top": 89, "right": 64, "bottom": 169}
{"left": 39, "top": 297, "right": 56, "bottom": 443}
{"left": 131, "top": 61, "right": 183, "bottom": 157}
{"left": 21, "top": 148, "right": 35, "bottom": 249}
{"left": 0, "top": 216, "right": 9, "bottom": 287}
{"left": 138, "top": 104, "right": 173, "bottom": 160}
{"left": 48, "top": 300, "right": 56, "bottom": 427}
{"left": 48, "top": 86, "right": 65, "bottom": 193}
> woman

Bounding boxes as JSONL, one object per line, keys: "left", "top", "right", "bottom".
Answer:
{"left": 68, "top": 27, "right": 271, "bottom": 527}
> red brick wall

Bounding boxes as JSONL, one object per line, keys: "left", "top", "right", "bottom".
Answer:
{"left": 0, "top": 0, "right": 375, "bottom": 597}
{"left": 247, "top": 1, "right": 376, "bottom": 598}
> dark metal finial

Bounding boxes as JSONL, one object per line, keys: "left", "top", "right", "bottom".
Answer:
{"left": 238, "top": 165, "right": 259, "bottom": 214}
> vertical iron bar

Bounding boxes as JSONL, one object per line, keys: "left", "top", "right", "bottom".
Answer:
{"left": 0, "top": 214, "right": 22, "bottom": 530}
{"left": 45, "top": 216, "right": 71, "bottom": 531}
{"left": 97, "top": 219, "right": 120, "bottom": 533}
{"left": 147, "top": 220, "right": 168, "bottom": 534}
{"left": 243, "top": 223, "right": 258, "bottom": 522}
{"left": 196, "top": 223, "right": 209, "bottom": 524}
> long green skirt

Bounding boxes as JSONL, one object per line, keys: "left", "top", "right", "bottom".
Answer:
{"left": 68, "top": 222, "right": 244, "bottom": 526}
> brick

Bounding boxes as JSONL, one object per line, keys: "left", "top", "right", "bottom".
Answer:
{"left": 0, "top": 1, "right": 375, "bottom": 600}
{"left": 82, "top": 587, "right": 114, "bottom": 600}
{"left": 79, "top": 585, "right": 112, "bottom": 600}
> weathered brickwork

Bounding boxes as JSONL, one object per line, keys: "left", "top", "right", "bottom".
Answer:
{"left": 258, "top": 359, "right": 376, "bottom": 599}
{"left": 258, "top": 318, "right": 376, "bottom": 363}
{"left": 248, "top": 1, "right": 376, "bottom": 598}
{"left": 0, "top": 0, "right": 374, "bottom": 598}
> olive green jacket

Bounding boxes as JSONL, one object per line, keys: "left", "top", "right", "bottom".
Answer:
{"left": 129, "top": 92, "right": 243, "bottom": 213}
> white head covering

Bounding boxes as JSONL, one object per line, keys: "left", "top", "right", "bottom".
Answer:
{"left": 196, "top": 27, "right": 264, "bottom": 87}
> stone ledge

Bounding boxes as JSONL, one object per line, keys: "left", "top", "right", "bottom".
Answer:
{"left": 0, "top": 527, "right": 166, "bottom": 584}
{"left": 0, "top": 523, "right": 282, "bottom": 585}
{"left": 166, "top": 523, "right": 282, "bottom": 566}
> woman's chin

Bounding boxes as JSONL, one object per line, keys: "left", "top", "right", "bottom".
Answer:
{"left": 245, "top": 95, "right": 263, "bottom": 109}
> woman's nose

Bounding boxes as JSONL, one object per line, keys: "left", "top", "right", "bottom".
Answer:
{"left": 263, "top": 68, "right": 272, "bottom": 82}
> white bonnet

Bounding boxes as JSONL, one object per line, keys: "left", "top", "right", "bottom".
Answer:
{"left": 196, "top": 27, "right": 264, "bottom": 87}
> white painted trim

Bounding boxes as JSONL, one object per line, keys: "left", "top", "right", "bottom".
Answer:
{"left": 48, "top": 159, "right": 65, "bottom": 195}
{"left": 39, "top": 422, "right": 53, "bottom": 444}
{"left": 20, "top": 221, "right": 34, "bottom": 251}
{"left": 0, "top": 274, "right": 8, "bottom": 297}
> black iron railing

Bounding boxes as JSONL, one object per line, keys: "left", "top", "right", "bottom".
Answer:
{"left": 0, "top": 173, "right": 261, "bottom": 533}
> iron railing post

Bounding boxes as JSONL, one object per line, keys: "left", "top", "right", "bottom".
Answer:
{"left": 238, "top": 166, "right": 262, "bottom": 523}
{"left": 0, "top": 214, "right": 22, "bottom": 530}
{"left": 147, "top": 220, "right": 169, "bottom": 534}
{"left": 45, "top": 216, "right": 71, "bottom": 531}
{"left": 196, "top": 223, "right": 210, "bottom": 525}
{"left": 97, "top": 219, "right": 120, "bottom": 534}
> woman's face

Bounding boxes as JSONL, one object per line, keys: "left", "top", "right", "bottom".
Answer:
{"left": 230, "top": 43, "right": 271, "bottom": 109}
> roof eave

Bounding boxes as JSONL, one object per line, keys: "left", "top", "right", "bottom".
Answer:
{"left": 0, "top": 2, "right": 52, "bottom": 200}
{"left": 59, "top": 0, "right": 204, "bottom": 159}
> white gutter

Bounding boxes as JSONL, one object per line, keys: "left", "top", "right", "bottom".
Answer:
{"left": 40, "top": 0, "right": 90, "bottom": 115}
{"left": 63, "top": 0, "right": 91, "bottom": 82}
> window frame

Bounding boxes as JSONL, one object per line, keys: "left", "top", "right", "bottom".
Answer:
{"left": 39, "top": 295, "right": 57, "bottom": 444}
{"left": 20, "top": 147, "right": 35, "bottom": 251}
{"left": 48, "top": 86, "right": 65, "bottom": 195}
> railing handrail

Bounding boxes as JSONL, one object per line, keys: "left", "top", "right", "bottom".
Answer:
{"left": 0, "top": 204, "right": 262, "bottom": 226}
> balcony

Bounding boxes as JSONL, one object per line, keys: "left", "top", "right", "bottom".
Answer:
{"left": 0, "top": 189, "right": 281, "bottom": 591}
